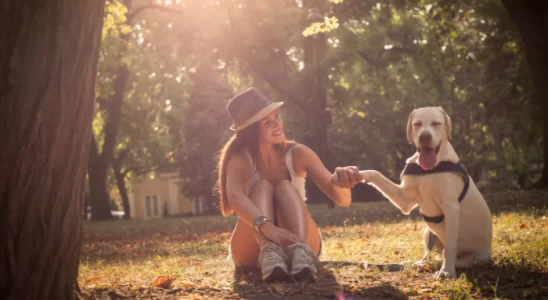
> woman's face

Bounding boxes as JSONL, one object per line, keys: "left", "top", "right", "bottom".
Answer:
{"left": 258, "top": 110, "right": 285, "bottom": 145}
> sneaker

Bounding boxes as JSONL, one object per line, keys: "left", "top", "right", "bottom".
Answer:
{"left": 258, "top": 242, "right": 290, "bottom": 282}
{"left": 288, "top": 243, "right": 319, "bottom": 281}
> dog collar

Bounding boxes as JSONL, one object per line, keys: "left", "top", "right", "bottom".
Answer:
{"left": 401, "top": 161, "right": 470, "bottom": 224}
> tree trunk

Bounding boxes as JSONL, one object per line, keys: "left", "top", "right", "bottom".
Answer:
{"left": 88, "top": 64, "right": 130, "bottom": 220}
{"left": 112, "top": 156, "right": 131, "bottom": 220}
{"left": 302, "top": 0, "right": 332, "bottom": 207}
{"left": 88, "top": 136, "right": 113, "bottom": 220}
{"left": 87, "top": 0, "right": 134, "bottom": 220}
{"left": 501, "top": 0, "right": 548, "bottom": 187}
{"left": 0, "top": 1, "right": 105, "bottom": 299}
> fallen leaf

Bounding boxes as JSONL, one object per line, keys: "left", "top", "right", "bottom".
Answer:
{"left": 179, "top": 257, "right": 190, "bottom": 264}
{"left": 519, "top": 223, "right": 530, "bottom": 229}
{"left": 153, "top": 275, "right": 175, "bottom": 289}
{"left": 270, "top": 283, "right": 286, "bottom": 294}
{"left": 182, "top": 281, "right": 194, "bottom": 287}
{"left": 86, "top": 277, "right": 100, "bottom": 284}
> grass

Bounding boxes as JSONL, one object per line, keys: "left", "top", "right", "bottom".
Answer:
{"left": 79, "top": 189, "right": 548, "bottom": 299}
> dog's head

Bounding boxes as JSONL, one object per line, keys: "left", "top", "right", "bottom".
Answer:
{"left": 406, "top": 107, "right": 452, "bottom": 170}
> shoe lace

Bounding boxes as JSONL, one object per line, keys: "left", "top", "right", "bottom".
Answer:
{"left": 292, "top": 244, "right": 319, "bottom": 267}
{"left": 294, "top": 247, "right": 313, "bottom": 263}
{"left": 262, "top": 243, "right": 287, "bottom": 262}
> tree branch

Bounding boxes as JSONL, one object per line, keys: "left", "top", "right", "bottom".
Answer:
{"left": 357, "top": 51, "right": 378, "bottom": 67}
{"left": 247, "top": 61, "right": 308, "bottom": 112}
{"left": 128, "top": 3, "right": 184, "bottom": 23}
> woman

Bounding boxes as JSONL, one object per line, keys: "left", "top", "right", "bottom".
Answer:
{"left": 217, "top": 88, "right": 361, "bottom": 282}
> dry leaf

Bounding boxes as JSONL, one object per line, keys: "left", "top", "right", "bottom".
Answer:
{"left": 519, "top": 222, "right": 530, "bottom": 229}
{"left": 179, "top": 257, "right": 190, "bottom": 264}
{"left": 271, "top": 283, "right": 286, "bottom": 294}
{"left": 182, "top": 281, "right": 194, "bottom": 287}
{"left": 153, "top": 275, "right": 175, "bottom": 289}
{"left": 337, "top": 242, "right": 345, "bottom": 252}
{"left": 86, "top": 277, "right": 100, "bottom": 284}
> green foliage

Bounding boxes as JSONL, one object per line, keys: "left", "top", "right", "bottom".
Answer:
{"left": 303, "top": 16, "right": 340, "bottom": 37}
{"left": 92, "top": 0, "right": 541, "bottom": 210}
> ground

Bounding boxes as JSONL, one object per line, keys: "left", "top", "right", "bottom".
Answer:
{"left": 79, "top": 189, "right": 548, "bottom": 299}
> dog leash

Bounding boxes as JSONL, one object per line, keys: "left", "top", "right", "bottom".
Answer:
{"left": 400, "top": 161, "right": 470, "bottom": 224}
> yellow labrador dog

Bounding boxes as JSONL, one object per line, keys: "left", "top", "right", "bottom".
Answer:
{"left": 360, "top": 107, "right": 492, "bottom": 279}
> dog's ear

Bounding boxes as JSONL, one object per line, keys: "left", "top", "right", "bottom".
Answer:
{"left": 406, "top": 109, "right": 417, "bottom": 144}
{"left": 438, "top": 107, "right": 452, "bottom": 141}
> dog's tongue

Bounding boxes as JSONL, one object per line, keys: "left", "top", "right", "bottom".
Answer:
{"left": 418, "top": 148, "right": 437, "bottom": 170}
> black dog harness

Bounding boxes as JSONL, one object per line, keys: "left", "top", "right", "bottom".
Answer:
{"left": 400, "top": 161, "right": 470, "bottom": 224}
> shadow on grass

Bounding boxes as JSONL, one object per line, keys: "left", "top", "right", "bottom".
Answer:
{"left": 459, "top": 261, "right": 548, "bottom": 299}
{"left": 231, "top": 261, "right": 408, "bottom": 300}
{"left": 311, "top": 189, "right": 548, "bottom": 228}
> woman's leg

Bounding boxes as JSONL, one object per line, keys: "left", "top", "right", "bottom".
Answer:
{"left": 274, "top": 180, "right": 321, "bottom": 280}
{"left": 229, "top": 179, "right": 275, "bottom": 269}
{"left": 273, "top": 180, "right": 321, "bottom": 254}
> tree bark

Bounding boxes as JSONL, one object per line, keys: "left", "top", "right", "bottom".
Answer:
{"left": 302, "top": 0, "right": 333, "bottom": 207}
{"left": 88, "top": 135, "right": 113, "bottom": 220}
{"left": 112, "top": 155, "right": 131, "bottom": 220}
{"left": 0, "top": 1, "right": 105, "bottom": 299}
{"left": 501, "top": 0, "right": 548, "bottom": 187}
{"left": 88, "top": 63, "right": 129, "bottom": 220}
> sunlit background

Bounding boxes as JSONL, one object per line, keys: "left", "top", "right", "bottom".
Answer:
{"left": 88, "top": 0, "right": 540, "bottom": 221}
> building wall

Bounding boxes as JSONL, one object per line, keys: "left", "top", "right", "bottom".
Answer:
{"left": 130, "top": 177, "right": 169, "bottom": 219}
{"left": 128, "top": 174, "right": 193, "bottom": 219}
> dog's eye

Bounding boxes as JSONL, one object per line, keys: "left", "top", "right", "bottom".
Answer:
{"left": 432, "top": 121, "right": 442, "bottom": 126}
{"left": 413, "top": 122, "right": 422, "bottom": 127}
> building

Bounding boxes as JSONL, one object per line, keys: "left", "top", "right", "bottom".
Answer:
{"left": 128, "top": 170, "right": 206, "bottom": 219}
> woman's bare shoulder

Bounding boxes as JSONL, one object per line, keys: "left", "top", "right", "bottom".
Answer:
{"left": 289, "top": 143, "right": 320, "bottom": 169}
{"left": 290, "top": 143, "right": 316, "bottom": 157}
{"left": 227, "top": 149, "right": 253, "bottom": 174}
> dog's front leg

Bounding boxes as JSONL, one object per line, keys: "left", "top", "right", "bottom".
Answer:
{"left": 434, "top": 202, "right": 459, "bottom": 279}
{"left": 360, "top": 170, "right": 417, "bottom": 214}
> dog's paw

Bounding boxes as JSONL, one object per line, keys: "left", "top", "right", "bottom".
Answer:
{"left": 359, "top": 170, "right": 377, "bottom": 183}
{"left": 412, "top": 260, "right": 429, "bottom": 271}
{"left": 433, "top": 267, "right": 456, "bottom": 279}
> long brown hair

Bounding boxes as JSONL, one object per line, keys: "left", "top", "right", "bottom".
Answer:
{"left": 216, "top": 121, "right": 293, "bottom": 216}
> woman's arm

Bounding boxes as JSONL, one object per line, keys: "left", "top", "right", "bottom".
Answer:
{"left": 225, "top": 152, "right": 265, "bottom": 227}
{"left": 292, "top": 144, "right": 361, "bottom": 207}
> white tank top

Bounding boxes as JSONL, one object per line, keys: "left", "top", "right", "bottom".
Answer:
{"left": 243, "top": 147, "right": 307, "bottom": 202}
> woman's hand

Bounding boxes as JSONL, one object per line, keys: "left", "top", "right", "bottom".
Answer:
{"left": 260, "top": 222, "right": 303, "bottom": 249}
{"left": 330, "top": 166, "right": 362, "bottom": 188}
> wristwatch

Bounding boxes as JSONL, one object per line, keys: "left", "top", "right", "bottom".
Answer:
{"left": 253, "top": 216, "right": 270, "bottom": 233}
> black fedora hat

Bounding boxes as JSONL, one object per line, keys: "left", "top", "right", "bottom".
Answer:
{"left": 226, "top": 88, "right": 284, "bottom": 131}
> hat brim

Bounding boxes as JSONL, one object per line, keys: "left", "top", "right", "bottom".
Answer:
{"left": 230, "top": 102, "right": 284, "bottom": 131}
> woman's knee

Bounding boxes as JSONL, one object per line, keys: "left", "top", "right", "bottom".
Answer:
{"left": 251, "top": 179, "right": 274, "bottom": 194}
{"left": 249, "top": 180, "right": 274, "bottom": 203}
{"left": 274, "top": 180, "right": 293, "bottom": 193}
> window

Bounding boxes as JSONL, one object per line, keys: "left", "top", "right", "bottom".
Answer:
{"left": 145, "top": 195, "right": 160, "bottom": 218}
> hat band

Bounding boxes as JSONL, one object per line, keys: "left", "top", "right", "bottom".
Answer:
{"left": 231, "top": 102, "right": 284, "bottom": 131}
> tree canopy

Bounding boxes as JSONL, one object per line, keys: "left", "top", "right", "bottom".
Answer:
{"left": 90, "top": 0, "right": 542, "bottom": 218}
